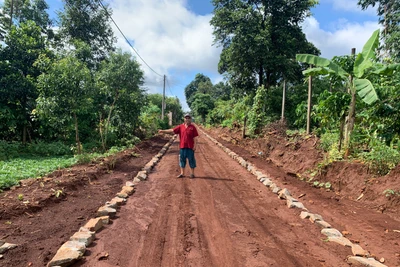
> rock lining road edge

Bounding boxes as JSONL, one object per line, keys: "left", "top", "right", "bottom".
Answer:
{"left": 38, "top": 129, "right": 388, "bottom": 267}
{"left": 200, "top": 129, "right": 388, "bottom": 267}
{"left": 44, "top": 135, "right": 177, "bottom": 267}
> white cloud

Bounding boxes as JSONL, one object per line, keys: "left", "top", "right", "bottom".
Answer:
{"left": 110, "top": 0, "right": 222, "bottom": 97}
{"left": 325, "top": 0, "right": 377, "bottom": 16}
{"left": 302, "top": 16, "right": 380, "bottom": 59}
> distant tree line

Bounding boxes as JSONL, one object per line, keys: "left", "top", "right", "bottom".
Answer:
{"left": 0, "top": 0, "right": 183, "bottom": 153}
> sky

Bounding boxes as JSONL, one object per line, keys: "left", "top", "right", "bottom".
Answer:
{"left": 2, "top": 0, "right": 380, "bottom": 111}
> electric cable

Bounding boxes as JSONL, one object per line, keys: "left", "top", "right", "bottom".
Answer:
{"left": 97, "top": 0, "right": 164, "bottom": 77}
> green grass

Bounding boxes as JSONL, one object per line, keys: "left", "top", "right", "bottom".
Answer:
{"left": 0, "top": 145, "right": 132, "bottom": 190}
{"left": 0, "top": 156, "right": 78, "bottom": 190}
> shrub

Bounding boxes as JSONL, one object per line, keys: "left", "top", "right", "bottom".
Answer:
{"left": 319, "top": 131, "right": 340, "bottom": 152}
{"left": 361, "top": 135, "right": 400, "bottom": 176}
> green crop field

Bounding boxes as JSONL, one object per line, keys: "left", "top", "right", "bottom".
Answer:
{"left": 0, "top": 156, "right": 78, "bottom": 190}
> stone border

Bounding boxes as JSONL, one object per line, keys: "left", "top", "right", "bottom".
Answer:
{"left": 201, "top": 130, "right": 387, "bottom": 267}
{"left": 45, "top": 135, "right": 176, "bottom": 267}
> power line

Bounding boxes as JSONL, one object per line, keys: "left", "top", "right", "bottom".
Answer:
{"left": 97, "top": 0, "right": 164, "bottom": 78}
{"left": 166, "top": 77, "right": 175, "bottom": 96}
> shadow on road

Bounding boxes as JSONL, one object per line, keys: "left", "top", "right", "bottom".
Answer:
{"left": 191, "top": 176, "right": 234, "bottom": 181}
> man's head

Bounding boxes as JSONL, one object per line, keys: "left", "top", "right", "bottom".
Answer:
{"left": 184, "top": 114, "right": 192, "bottom": 123}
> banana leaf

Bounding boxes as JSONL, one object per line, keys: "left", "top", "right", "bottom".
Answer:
{"left": 353, "top": 78, "right": 378, "bottom": 105}
{"left": 354, "top": 29, "right": 380, "bottom": 78}
{"left": 296, "top": 54, "right": 348, "bottom": 79}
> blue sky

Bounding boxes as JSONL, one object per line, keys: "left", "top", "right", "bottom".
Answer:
{"left": 2, "top": 0, "right": 380, "bottom": 111}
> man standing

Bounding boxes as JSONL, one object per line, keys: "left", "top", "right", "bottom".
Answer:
{"left": 158, "top": 114, "right": 199, "bottom": 178}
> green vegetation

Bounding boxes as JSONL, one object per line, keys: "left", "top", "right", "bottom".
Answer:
{"left": 185, "top": 1, "right": 400, "bottom": 176}
{"left": 1, "top": 0, "right": 399, "bottom": 190}
{"left": 0, "top": 1, "right": 184, "bottom": 190}
{"left": 0, "top": 156, "right": 77, "bottom": 189}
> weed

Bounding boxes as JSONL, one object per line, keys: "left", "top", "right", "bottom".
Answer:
{"left": 361, "top": 135, "right": 400, "bottom": 176}
{"left": 75, "top": 153, "right": 93, "bottom": 164}
{"left": 319, "top": 131, "right": 339, "bottom": 152}
{"left": 17, "top": 194, "right": 24, "bottom": 201}
{"left": 51, "top": 188, "right": 64, "bottom": 198}
{"left": 383, "top": 189, "right": 400, "bottom": 198}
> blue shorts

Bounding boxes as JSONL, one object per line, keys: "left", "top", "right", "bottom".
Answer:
{"left": 179, "top": 148, "right": 196, "bottom": 168}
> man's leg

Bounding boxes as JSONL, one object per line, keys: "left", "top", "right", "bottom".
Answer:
{"left": 178, "top": 149, "right": 186, "bottom": 177}
{"left": 188, "top": 149, "right": 196, "bottom": 178}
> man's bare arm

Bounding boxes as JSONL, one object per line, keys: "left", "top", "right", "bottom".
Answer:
{"left": 193, "top": 136, "right": 198, "bottom": 151}
{"left": 158, "top": 129, "right": 175, "bottom": 134}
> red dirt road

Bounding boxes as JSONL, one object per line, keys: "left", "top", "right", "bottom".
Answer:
{"left": 75, "top": 134, "right": 351, "bottom": 267}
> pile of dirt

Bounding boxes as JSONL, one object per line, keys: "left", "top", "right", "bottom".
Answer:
{"left": 206, "top": 126, "right": 400, "bottom": 219}
{"left": 0, "top": 136, "right": 169, "bottom": 267}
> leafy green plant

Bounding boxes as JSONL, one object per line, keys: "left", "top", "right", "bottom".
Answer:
{"left": 383, "top": 189, "right": 400, "bottom": 198}
{"left": 319, "top": 132, "right": 340, "bottom": 152}
{"left": 297, "top": 29, "right": 400, "bottom": 151}
{"left": 361, "top": 135, "right": 400, "bottom": 175}
{"left": 0, "top": 156, "right": 78, "bottom": 190}
{"left": 75, "top": 153, "right": 93, "bottom": 164}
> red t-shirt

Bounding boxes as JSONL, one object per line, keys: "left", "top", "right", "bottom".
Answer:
{"left": 173, "top": 123, "right": 199, "bottom": 149}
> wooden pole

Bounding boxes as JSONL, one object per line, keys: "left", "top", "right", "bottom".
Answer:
{"left": 306, "top": 68, "right": 312, "bottom": 134}
{"left": 281, "top": 79, "right": 286, "bottom": 122}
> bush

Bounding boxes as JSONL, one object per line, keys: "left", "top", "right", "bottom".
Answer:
{"left": 0, "top": 140, "right": 73, "bottom": 160}
{"left": 319, "top": 131, "right": 340, "bottom": 152}
{"left": 361, "top": 135, "right": 400, "bottom": 176}
{"left": 26, "top": 141, "right": 72, "bottom": 156}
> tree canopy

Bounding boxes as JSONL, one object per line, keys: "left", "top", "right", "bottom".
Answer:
{"left": 210, "top": 0, "right": 319, "bottom": 95}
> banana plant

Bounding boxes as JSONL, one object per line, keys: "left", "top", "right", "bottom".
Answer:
{"left": 296, "top": 29, "right": 400, "bottom": 151}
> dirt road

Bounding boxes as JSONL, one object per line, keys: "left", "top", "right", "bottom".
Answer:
{"left": 75, "top": 134, "right": 351, "bottom": 267}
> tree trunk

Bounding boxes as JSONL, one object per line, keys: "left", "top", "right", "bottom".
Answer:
{"left": 99, "top": 115, "right": 106, "bottom": 151}
{"left": 73, "top": 112, "right": 82, "bottom": 154}
{"left": 22, "top": 125, "right": 27, "bottom": 144}
{"left": 242, "top": 116, "right": 247, "bottom": 139}
{"left": 338, "top": 113, "right": 345, "bottom": 152}
{"left": 258, "top": 64, "right": 263, "bottom": 87}
{"left": 281, "top": 79, "right": 286, "bottom": 122}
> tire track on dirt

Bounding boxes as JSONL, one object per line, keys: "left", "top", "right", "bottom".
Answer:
{"left": 75, "top": 135, "right": 350, "bottom": 267}
{"left": 192, "top": 136, "right": 348, "bottom": 266}
{"left": 195, "top": 140, "right": 303, "bottom": 266}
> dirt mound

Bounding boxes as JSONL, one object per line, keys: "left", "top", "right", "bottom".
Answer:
{"left": 0, "top": 136, "right": 168, "bottom": 267}
{"left": 206, "top": 126, "right": 400, "bottom": 220}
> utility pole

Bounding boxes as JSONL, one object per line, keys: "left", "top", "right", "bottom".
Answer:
{"left": 161, "top": 75, "right": 166, "bottom": 119}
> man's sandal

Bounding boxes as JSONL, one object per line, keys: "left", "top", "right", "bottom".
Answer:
{"left": 177, "top": 174, "right": 184, "bottom": 178}
{"left": 190, "top": 174, "right": 195, "bottom": 178}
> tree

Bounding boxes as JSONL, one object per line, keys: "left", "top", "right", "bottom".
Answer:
{"left": 212, "top": 81, "right": 231, "bottom": 100}
{"left": 191, "top": 93, "right": 215, "bottom": 123}
{"left": 146, "top": 94, "right": 184, "bottom": 125}
{"left": 248, "top": 85, "right": 269, "bottom": 134}
{"left": 296, "top": 29, "right": 400, "bottom": 153}
{"left": 210, "top": 0, "right": 319, "bottom": 95}
{"left": 184, "top": 73, "right": 212, "bottom": 108}
{"left": 58, "top": 0, "right": 116, "bottom": 68}
{"left": 0, "top": 21, "right": 47, "bottom": 142}
{"left": 1, "top": 0, "right": 52, "bottom": 32}
{"left": 95, "top": 49, "right": 144, "bottom": 150}
{"left": 358, "top": 0, "right": 400, "bottom": 61}
{"left": 36, "top": 55, "right": 93, "bottom": 154}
